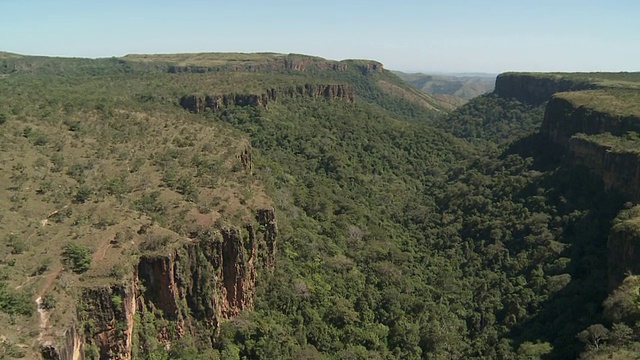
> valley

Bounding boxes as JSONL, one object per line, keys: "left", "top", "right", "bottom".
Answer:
{"left": 0, "top": 52, "right": 640, "bottom": 359}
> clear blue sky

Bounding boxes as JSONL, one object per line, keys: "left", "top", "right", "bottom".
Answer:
{"left": 1, "top": 0, "right": 638, "bottom": 73}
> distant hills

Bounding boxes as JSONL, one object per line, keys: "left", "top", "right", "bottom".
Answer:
{"left": 394, "top": 71, "right": 496, "bottom": 103}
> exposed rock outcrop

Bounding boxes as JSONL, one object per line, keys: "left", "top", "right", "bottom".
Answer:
{"left": 64, "top": 208, "right": 277, "bottom": 359}
{"left": 539, "top": 90, "right": 640, "bottom": 200}
{"left": 569, "top": 136, "right": 640, "bottom": 200}
{"left": 357, "top": 62, "right": 383, "bottom": 76}
{"left": 40, "top": 322, "right": 84, "bottom": 360}
{"left": 531, "top": 82, "right": 640, "bottom": 291}
{"left": 542, "top": 95, "right": 640, "bottom": 146}
{"left": 494, "top": 73, "right": 596, "bottom": 105}
{"left": 180, "top": 84, "right": 355, "bottom": 113}
{"left": 78, "top": 283, "right": 136, "bottom": 360}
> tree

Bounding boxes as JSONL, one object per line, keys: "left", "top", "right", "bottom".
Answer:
{"left": 603, "top": 275, "right": 640, "bottom": 324}
{"left": 63, "top": 242, "right": 92, "bottom": 273}
{"left": 577, "top": 324, "right": 609, "bottom": 350}
{"left": 609, "top": 323, "right": 633, "bottom": 348}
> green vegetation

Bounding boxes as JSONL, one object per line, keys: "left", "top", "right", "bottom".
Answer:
{"left": 0, "top": 282, "right": 33, "bottom": 316}
{"left": 557, "top": 88, "right": 640, "bottom": 117}
{"left": 62, "top": 243, "right": 92, "bottom": 273}
{"left": 0, "top": 51, "right": 639, "bottom": 359}
{"left": 434, "top": 93, "right": 545, "bottom": 143}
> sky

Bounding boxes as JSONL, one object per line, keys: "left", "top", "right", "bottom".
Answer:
{"left": 1, "top": 0, "right": 639, "bottom": 73}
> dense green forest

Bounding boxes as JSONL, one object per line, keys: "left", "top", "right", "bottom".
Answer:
{"left": 1, "top": 52, "right": 639, "bottom": 359}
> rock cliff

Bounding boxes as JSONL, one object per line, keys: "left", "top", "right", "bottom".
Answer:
{"left": 494, "top": 73, "right": 595, "bottom": 105}
{"left": 179, "top": 84, "right": 355, "bottom": 113}
{"left": 542, "top": 95, "right": 640, "bottom": 146}
{"left": 78, "top": 284, "right": 136, "bottom": 360}
{"left": 45, "top": 208, "right": 277, "bottom": 359}
{"left": 568, "top": 136, "right": 640, "bottom": 199}
{"left": 530, "top": 78, "right": 640, "bottom": 292}
{"left": 41, "top": 323, "right": 84, "bottom": 360}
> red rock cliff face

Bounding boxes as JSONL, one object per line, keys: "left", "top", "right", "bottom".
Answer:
{"left": 72, "top": 208, "right": 277, "bottom": 359}
{"left": 78, "top": 283, "right": 137, "bottom": 360}
{"left": 139, "top": 208, "right": 276, "bottom": 332}
{"left": 568, "top": 137, "right": 640, "bottom": 290}
{"left": 179, "top": 84, "right": 355, "bottom": 113}
{"left": 40, "top": 322, "right": 84, "bottom": 360}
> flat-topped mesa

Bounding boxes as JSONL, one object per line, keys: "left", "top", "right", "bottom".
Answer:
{"left": 494, "top": 73, "right": 596, "bottom": 105}
{"left": 165, "top": 54, "right": 382, "bottom": 74}
{"left": 180, "top": 84, "right": 355, "bottom": 113}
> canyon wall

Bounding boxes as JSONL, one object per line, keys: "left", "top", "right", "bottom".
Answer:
{"left": 179, "top": 84, "right": 355, "bottom": 113}
{"left": 46, "top": 208, "right": 276, "bottom": 359}
{"left": 494, "top": 73, "right": 596, "bottom": 105}
{"left": 542, "top": 96, "right": 640, "bottom": 146}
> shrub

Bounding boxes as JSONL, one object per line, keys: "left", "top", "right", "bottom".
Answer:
{"left": 74, "top": 185, "right": 92, "bottom": 203}
{"left": 62, "top": 242, "right": 92, "bottom": 273}
{"left": 40, "top": 294, "right": 56, "bottom": 310}
{"left": 6, "top": 234, "right": 27, "bottom": 254}
{"left": 0, "top": 282, "right": 34, "bottom": 316}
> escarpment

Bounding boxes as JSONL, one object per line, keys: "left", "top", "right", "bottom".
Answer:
{"left": 166, "top": 55, "right": 382, "bottom": 74}
{"left": 179, "top": 84, "right": 355, "bottom": 113}
{"left": 47, "top": 208, "right": 276, "bottom": 360}
{"left": 539, "top": 89, "right": 640, "bottom": 200}
{"left": 494, "top": 73, "right": 596, "bottom": 105}
{"left": 542, "top": 95, "right": 640, "bottom": 146}
{"left": 540, "top": 91, "right": 640, "bottom": 198}
{"left": 568, "top": 136, "right": 640, "bottom": 200}
{"left": 532, "top": 80, "right": 640, "bottom": 291}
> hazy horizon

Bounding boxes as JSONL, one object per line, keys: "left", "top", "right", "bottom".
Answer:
{"left": 1, "top": 0, "right": 638, "bottom": 73}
